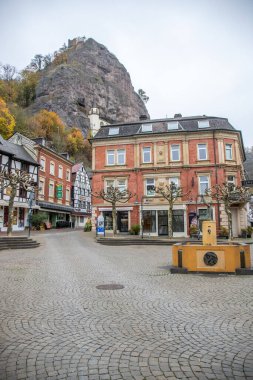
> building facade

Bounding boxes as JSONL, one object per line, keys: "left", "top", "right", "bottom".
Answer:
{"left": 71, "top": 163, "right": 92, "bottom": 227}
{"left": 9, "top": 134, "right": 74, "bottom": 227}
{"left": 91, "top": 115, "right": 247, "bottom": 237}
{"left": 0, "top": 136, "right": 39, "bottom": 232}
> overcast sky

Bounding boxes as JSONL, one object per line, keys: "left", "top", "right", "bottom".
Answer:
{"left": 1, "top": 0, "right": 253, "bottom": 146}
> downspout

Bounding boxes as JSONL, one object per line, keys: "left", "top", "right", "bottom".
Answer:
{"left": 213, "top": 130, "right": 220, "bottom": 230}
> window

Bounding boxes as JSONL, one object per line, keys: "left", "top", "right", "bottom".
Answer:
{"left": 107, "top": 150, "right": 115, "bottom": 165}
{"left": 50, "top": 162, "right": 55, "bottom": 175}
{"left": 198, "top": 208, "right": 213, "bottom": 231}
{"left": 117, "top": 149, "right": 125, "bottom": 165}
{"left": 171, "top": 144, "right": 180, "bottom": 161}
{"left": 66, "top": 169, "right": 70, "bottom": 181}
{"left": 109, "top": 127, "right": 119, "bottom": 135}
{"left": 58, "top": 165, "right": 63, "bottom": 179}
{"left": 172, "top": 210, "right": 184, "bottom": 232}
{"left": 169, "top": 177, "right": 179, "bottom": 187}
{"left": 39, "top": 179, "right": 45, "bottom": 195}
{"left": 198, "top": 120, "right": 210, "bottom": 129}
{"left": 143, "top": 147, "right": 151, "bottom": 163}
{"left": 66, "top": 188, "right": 70, "bottom": 202}
{"left": 146, "top": 178, "right": 155, "bottom": 196}
{"left": 49, "top": 182, "right": 54, "bottom": 197}
{"left": 143, "top": 210, "right": 156, "bottom": 233}
{"left": 198, "top": 144, "right": 207, "bottom": 160}
{"left": 117, "top": 179, "right": 126, "bottom": 193}
{"left": 40, "top": 157, "right": 45, "bottom": 171}
{"left": 168, "top": 121, "right": 179, "bottom": 130}
{"left": 199, "top": 176, "right": 209, "bottom": 195}
{"left": 225, "top": 144, "right": 233, "bottom": 160}
{"left": 141, "top": 124, "right": 152, "bottom": 132}
{"left": 227, "top": 175, "right": 235, "bottom": 184}
{"left": 106, "top": 179, "right": 115, "bottom": 192}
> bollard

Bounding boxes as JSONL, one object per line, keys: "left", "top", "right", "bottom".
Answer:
{"left": 240, "top": 250, "right": 246, "bottom": 269}
{"left": 178, "top": 249, "right": 183, "bottom": 268}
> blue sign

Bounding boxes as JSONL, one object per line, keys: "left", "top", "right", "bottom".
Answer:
{"left": 97, "top": 215, "right": 105, "bottom": 235}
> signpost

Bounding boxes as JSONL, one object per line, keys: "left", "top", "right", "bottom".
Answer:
{"left": 97, "top": 214, "right": 105, "bottom": 236}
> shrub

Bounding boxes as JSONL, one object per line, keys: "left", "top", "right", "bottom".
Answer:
{"left": 31, "top": 212, "right": 47, "bottom": 230}
{"left": 189, "top": 225, "right": 198, "bottom": 234}
{"left": 219, "top": 226, "right": 229, "bottom": 237}
{"left": 247, "top": 226, "right": 253, "bottom": 237}
{"left": 84, "top": 221, "right": 92, "bottom": 232}
{"left": 129, "top": 224, "right": 140, "bottom": 235}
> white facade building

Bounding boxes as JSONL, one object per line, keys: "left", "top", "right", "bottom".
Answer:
{"left": 71, "top": 163, "right": 91, "bottom": 227}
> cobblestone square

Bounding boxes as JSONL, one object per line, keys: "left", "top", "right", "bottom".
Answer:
{"left": 0, "top": 231, "right": 252, "bottom": 379}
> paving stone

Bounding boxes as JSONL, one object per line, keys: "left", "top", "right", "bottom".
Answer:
{"left": 0, "top": 231, "right": 253, "bottom": 380}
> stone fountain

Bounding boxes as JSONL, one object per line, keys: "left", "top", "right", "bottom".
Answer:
{"left": 171, "top": 221, "right": 253, "bottom": 274}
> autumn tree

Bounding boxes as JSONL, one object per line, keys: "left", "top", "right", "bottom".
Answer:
{"left": 0, "top": 97, "right": 15, "bottom": 138}
{"left": 0, "top": 167, "right": 37, "bottom": 236}
{"left": 155, "top": 182, "right": 190, "bottom": 238}
{"left": 206, "top": 183, "right": 250, "bottom": 239}
{"left": 92, "top": 186, "right": 135, "bottom": 236}
{"left": 16, "top": 70, "right": 40, "bottom": 107}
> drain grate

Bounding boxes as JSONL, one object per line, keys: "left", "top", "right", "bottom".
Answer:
{"left": 96, "top": 284, "right": 124, "bottom": 290}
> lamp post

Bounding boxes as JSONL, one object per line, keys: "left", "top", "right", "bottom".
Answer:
{"left": 27, "top": 190, "right": 34, "bottom": 238}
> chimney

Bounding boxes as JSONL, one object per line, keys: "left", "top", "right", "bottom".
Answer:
{"left": 174, "top": 113, "right": 182, "bottom": 118}
{"left": 139, "top": 114, "right": 148, "bottom": 121}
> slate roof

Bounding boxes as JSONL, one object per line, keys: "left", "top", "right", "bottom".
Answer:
{"left": 0, "top": 136, "right": 39, "bottom": 165}
{"left": 92, "top": 115, "right": 237, "bottom": 140}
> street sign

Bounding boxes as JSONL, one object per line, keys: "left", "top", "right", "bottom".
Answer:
{"left": 242, "top": 180, "right": 253, "bottom": 187}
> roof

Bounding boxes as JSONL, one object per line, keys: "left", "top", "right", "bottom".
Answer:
{"left": 92, "top": 115, "right": 237, "bottom": 140}
{"left": 72, "top": 163, "right": 83, "bottom": 173}
{"left": 0, "top": 135, "right": 39, "bottom": 165}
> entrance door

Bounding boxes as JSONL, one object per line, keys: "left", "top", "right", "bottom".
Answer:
{"left": 231, "top": 208, "right": 239, "bottom": 237}
{"left": 117, "top": 211, "right": 128, "bottom": 232}
{"left": 158, "top": 210, "right": 168, "bottom": 235}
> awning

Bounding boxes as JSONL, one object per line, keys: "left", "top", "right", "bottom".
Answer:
{"left": 38, "top": 201, "right": 74, "bottom": 213}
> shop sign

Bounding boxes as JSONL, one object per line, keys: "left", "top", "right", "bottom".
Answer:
{"left": 56, "top": 184, "right": 63, "bottom": 199}
{"left": 97, "top": 214, "right": 105, "bottom": 236}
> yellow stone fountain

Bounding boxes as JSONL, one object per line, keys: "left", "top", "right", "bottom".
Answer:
{"left": 171, "top": 221, "right": 252, "bottom": 274}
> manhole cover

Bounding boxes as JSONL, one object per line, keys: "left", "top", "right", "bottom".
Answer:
{"left": 96, "top": 284, "right": 124, "bottom": 290}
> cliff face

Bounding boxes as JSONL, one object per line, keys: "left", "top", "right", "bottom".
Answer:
{"left": 28, "top": 38, "right": 149, "bottom": 132}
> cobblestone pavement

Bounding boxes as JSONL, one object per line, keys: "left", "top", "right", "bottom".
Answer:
{"left": 0, "top": 231, "right": 253, "bottom": 380}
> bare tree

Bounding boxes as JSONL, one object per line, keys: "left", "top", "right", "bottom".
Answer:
{"left": 206, "top": 183, "right": 250, "bottom": 239}
{"left": 0, "top": 168, "right": 37, "bottom": 236}
{"left": 156, "top": 182, "right": 190, "bottom": 238}
{"left": 0, "top": 64, "right": 16, "bottom": 81}
{"left": 92, "top": 186, "right": 135, "bottom": 236}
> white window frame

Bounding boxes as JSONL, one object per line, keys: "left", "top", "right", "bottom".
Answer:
{"left": 107, "top": 150, "right": 115, "bottom": 165}
{"left": 146, "top": 178, "right": 155, "bottom": 196}
{"left": 168, "top": 177, "right": 179, "bottom": 187}
{"left": 225, "top": 144, "right": 233, "bottom": 160}
{"left": 198, "top": 120, "right": 210, "bottom": 129}
{"left": 39, "top": 178, "right": 45, "bottom": 196}
{"left": 109, "top": 127, "right": 119, "bottom": 136}
{"left": 58, "top": 165, "right": 63, "bottom": 179}
{"left": 167, "top": 121, "right": 179, "bottom": 130}
{"left": 66, "top": 187, "right": 70, "bottom": 202}
{"left": 49, "top": 181, "right": 54, "bottom": 197}
{"left": 40, "top": 157, "right": 46, "bottom": 172}
{"left": 143, "top": 147, "right": 151, "bottom": 163}
{"left": 141, "top": 124, "right": 152, "bottom": 133}
{"left": 198, "top": 144, "right": 207, "bottom": 160}
{"left": 199, "top": 175, "right": 209, "bottom": 195}
{"left": 117, "top": 179, "right": 127, "bottom": 193}
{"left": 171, "top": 144, "right": 180, "bottom": 161}
{"left": 66, "top": 169, "right": 70, "bottom": 181}
{"left": 117, "top": 149, "right": 126, "bottom": 165}
{"left": 50, "top": 161, "right": 55, "bottom": 175}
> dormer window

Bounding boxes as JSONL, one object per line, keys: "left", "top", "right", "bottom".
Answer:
{"left": 167, "top": 121, "right": 179, "bottom": 130}
{"left": 109, "top": 127, "right": 119, "bottom": 136}
{"left": 141, "top": 124, "right": 152, "bottom": 133}
{"left": 198, "top": 120, "right": 210, "bottom": 128}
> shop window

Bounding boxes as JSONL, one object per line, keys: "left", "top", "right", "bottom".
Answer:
{"left": 172, "top": 210, "right": 184, "bottom": 232}
{"left": 104, "top": 211, "right": 113, "bottom": 230}
{"left": 143, "top": 210, "right": 156, "bottom": 233}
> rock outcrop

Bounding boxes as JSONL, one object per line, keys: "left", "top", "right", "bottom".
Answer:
{"left": 28, "top": 38, "right": 149, "bottom": 132}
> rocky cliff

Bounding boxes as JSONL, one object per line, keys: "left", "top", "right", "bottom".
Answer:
{"left": 28, "top": 38, "right": 149, "bottom": 132}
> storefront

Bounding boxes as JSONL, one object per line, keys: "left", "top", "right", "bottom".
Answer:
{"left": 38, "top": 201, "right": 74, "bottom": 227}
{"left": 141, "top": 205, "right": 187, "bottom": 237}
{"left": 99, "top": 207, "right": 132, "bottom": 233}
